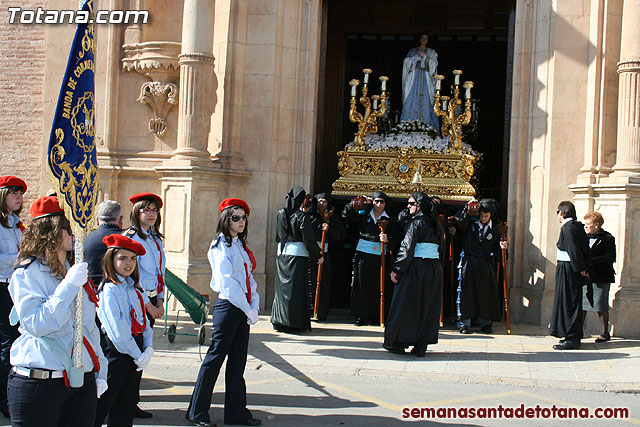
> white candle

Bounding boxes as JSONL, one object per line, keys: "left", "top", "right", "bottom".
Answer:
{"left": 351, "top": 84, "right": 356, "bottom": 97}
{"left": 454, "top": 74, "right": 460, "bottom": 85}
{"left": 435, "top": 79, "right": 441, "bottom": 91}
{"left": 442, "top": 99, "right": 448, "bottom": 110}
{"left": 381, "top": 79, "right": 386, "bottom": 91}
{"left": 373, "top": 98, "right": 378, "bottom": 110}
{"left": 465, "top": 86, "right": 471, "bottom": 99}
{"left": 364, "top": 72, "right": 369, "bottom": 84}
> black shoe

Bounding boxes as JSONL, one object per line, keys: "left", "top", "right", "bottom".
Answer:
{"left": 481, "top": 324, "right": 493, "bottom": 334}
{"left": 553, "top": 341, "right": 581, "bottom": 350}
{"left": 410, "top": 347, "right": 426, "bottom": 357}
{"left": 355, "top": 318, "right": 365, "bottom": 326}
{"left": 383, "top": 344, "right": 405, "bottom": 355}
{"left": 595, "top": 333, "right": 610, "bottom": 343}
{"left": 226, "top": 417, "right": 261, "bottom": 426}
{"left": 134, "top": 406, "right": 152, "bottom": 419}
{"left": 189, "top": 420, "right": 215, "bottom": 427}
{"left": 459, "top": 326, "right": 471, "bottom": 334}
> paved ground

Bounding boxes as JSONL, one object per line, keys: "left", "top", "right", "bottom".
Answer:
{"left": 2, "top": 310, "right": 639, "bottom": 426}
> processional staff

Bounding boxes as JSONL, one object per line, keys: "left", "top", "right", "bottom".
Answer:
{"left": 497, "top": 222, "right": 511, "bottom": 334}
{"left": 314, "top": 208, "right": 334, "bottom": 320}
{"left": 377, "top": 218, "right": 390, "bottom": 327}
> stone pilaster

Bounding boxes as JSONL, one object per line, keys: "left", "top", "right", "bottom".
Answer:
{"left": 168, "top": 0, "right": 215, "bottom": 166}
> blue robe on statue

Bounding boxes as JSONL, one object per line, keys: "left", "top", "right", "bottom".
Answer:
{"left": 401, "top": 47, "right": 440, "bottom": 132}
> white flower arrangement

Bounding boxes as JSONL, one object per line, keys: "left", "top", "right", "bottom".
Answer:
{"left": 345, "top": 132, "right": 479, "bottom": 156}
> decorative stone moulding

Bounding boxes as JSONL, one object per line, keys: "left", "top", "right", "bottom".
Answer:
{"left": 122, "top": 42, "right": 181, "bottom": 136}
{"left": 332, "top": 147, "right": 478, "bottom": 200}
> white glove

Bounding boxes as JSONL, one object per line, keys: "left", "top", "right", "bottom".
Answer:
{"left": 96, "top": 378, "right": 108, "bottom": 398}
{"left": 246, "top": 309, "right": 259, "bottom": 325}
{"left": 135, "top": 347, "right": 154, "bottom": 371}
{"left": 65, "top": 262, "right": 88, "bottom": 288}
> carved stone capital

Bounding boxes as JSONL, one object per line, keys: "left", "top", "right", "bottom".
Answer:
{"left": 122, "top": 41, "right": 181, "bottom": 82}
{"left": 137, "top": 82, "right": 179, "bottom": 136}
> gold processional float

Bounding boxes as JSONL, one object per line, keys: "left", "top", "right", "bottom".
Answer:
{"left": 331, "top": 68, "right": 480, "bottom": 200}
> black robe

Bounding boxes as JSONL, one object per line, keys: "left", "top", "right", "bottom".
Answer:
{"left": 384, "top": 210, "right": 443, "bottom": 352}
{"left": 271, "top": 190, "right": 322, "bottom": 332}
{"left": 308, "top": 212, "right": 346, "bottom": 319}
{"left": 342, "top": 203, "right": 402, "bottom": 321}
{"left": 453, "top": 214, "right": 502, "bottom": 321}
{"left": 549, "top": 220, "right": 591, "bottom": 341}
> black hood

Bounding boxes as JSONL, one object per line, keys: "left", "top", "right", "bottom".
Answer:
{"left": 410, "top": 191, "right": 432, "bottom": 215}
{"left": 284, "top": 186, "right": 306, "bottom": 216}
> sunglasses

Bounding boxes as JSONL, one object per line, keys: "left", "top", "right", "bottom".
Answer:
{"left": 373, "top": 199, "right": 386, "bottom": 204}
{"left": 140, "top": 208, "right": 159, "bottom": 215}
{"left": 407, "top": 201, "right": 417, "bottom": 206}
{"left": 556, "top": 210, "right": 561, "bottom": 214}
{"left": 231, "top": 214, "right": 247, "bottom": 222}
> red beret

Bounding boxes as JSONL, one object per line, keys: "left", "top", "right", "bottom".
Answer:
{"left": 102, "top": 234, "right": 146, "bottom": 256}
{"left": 30, "top": 196, "right": 64, "bottom": 219}
{"left": 218, "top": 198, "right": 250, "bottom": 216}
{"left": 129, "top": 192, "right": 163, "bottom": 209}
{"left": 0, "top": 176, "right": 27, "bottom": 193}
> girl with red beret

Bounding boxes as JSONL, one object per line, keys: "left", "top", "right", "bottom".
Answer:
{"left": 186, "top": 198, "right": 261, "bottom": 427}
{"left": 0, "top": 176, "right": 27, "bottom": 417}
{"left": 123, "top": 192, "right": 165, "bottom": 418}
{"left": 8, "top": 196, "right": 107, "bottom": 426}
{"left": 94, "top": 234, "right": 154, "bottom": 427}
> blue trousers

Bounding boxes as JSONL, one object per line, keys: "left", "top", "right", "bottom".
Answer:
{"left": 187, "top": 299, "right": 252, "bottom": 424}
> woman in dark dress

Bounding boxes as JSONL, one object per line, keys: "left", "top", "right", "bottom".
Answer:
{"left": 271, "top": 187, "right": 323, "bottom": 332}
{"left": 383, "top": 192, "right": 444, "bottom": 356}
{"left": 582, "top": 211, "right": 615, "bottom": 342}
{"left": 342, "top": 191, "right": 401, "bottom": 326}
{"left": 549, "top": 201, "right": 591, "bottom": 350}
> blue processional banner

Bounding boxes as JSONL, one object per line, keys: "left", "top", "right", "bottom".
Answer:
{"left": 47, "top": 0, "right": 99, "bottom": 237}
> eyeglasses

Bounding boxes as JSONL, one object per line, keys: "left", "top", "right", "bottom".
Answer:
{"left": 231, "top": 214, "right": 247, "bottom": 222}
{"left": 407, "top": 201, "right": 417, "bottom": 206}
{"left": 556, "top": 210, "right": 561, "bottom": 214}
{"left": 373, "top": 199, "right": 386, "bottom": 204}
{"left": 140, "top": 208, "right": 159, "bottom": 215}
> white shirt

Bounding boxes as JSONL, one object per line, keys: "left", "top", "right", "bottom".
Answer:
{"left": 98, "top": 275, "right": 152, "bottom": 359}
{"left": 9, "top": 259, "right": 107, "bottom": 381}
{"left": 208, "top": 234, "right": 260, "bottom": 315}
{"left": 126, "top": 227, "right": 166, "bottom": 300}
{"left": 0, "top": 213, "right": 22, "bottom": 281}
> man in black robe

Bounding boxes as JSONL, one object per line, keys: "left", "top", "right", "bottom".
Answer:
{"left": 342, "top": 191, "right": 401, "bottom": 326}
{"left": 271, "top": 187, "right": 323, "bottom": 332}
{"left": 384, "top": 192, "right": 444, "bottom": 356}
{"left": 450, "top": 198, "right": 506, "bottom": 334}
{"left": 549, "top": 201, "right": 591, "bottom": 350}
{"left": 308, "top": 193, "right": 346, "bottom": 321}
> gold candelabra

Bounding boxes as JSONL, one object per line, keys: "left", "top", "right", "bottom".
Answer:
{"left": 348, "top": 69, "right": 388, "bottom": 150}
{"left": 434, "top": 70, "right": 474, "bottom": 150}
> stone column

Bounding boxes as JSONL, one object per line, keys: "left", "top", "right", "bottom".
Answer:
{"left": 169, "top": 0, "right": 215, "bottom": 166}
{"left": 611, "top": 0, "right": 640, "bottom": 180}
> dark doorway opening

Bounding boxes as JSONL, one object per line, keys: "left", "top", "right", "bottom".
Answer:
{"left": 314, "top": 0, "right": 516, "bottom": 320}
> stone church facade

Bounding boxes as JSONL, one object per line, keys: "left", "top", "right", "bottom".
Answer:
{"left": 1, "top": 0, "right": 638, "bottom": 337}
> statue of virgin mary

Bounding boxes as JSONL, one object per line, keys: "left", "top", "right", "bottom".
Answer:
{"left": 401, "top": 33, "right": 440, "bottom": 132}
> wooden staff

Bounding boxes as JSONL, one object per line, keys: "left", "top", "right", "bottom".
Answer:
{"left": 378, "top": 218, "right": 390, "bottom": 327}
{"left": 438, "top": 214, "right": 446, "bottom": 327}
{"left": 497, "top": 222, "right": 511, "bottom": 334}
{"left": 314, "top": 208, "right": 334, "bottom": 319}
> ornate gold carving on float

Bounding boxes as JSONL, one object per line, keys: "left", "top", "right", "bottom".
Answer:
{"left": 332, "top": 69, "right": 479, "bottom": 201}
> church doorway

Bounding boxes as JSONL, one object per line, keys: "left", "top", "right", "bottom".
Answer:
{"left": 314, "top": 0, "right": 516, "bottom": 316}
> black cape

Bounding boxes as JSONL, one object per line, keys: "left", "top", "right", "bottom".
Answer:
{"left": 342, "top": 201, "right": 401, "bottom": 321}
{"left": 549, "top": 220, "right": 591, "bottom": 340}
{"left": 271, "top": 187, "right": 321, "bottom": 331}
{"left": 384, "top": 196, "right": 443, "bottom": 352}
{"left": 453, "top": 214, "right": 502, "bottom": 321}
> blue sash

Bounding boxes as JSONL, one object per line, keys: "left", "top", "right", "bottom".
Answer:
{"left": 556, "top": 249, "right": 570, "bottom": 262}
{"left": 356, "top": 239, "right": 387, "bottom": 255}
{"left": 278, "top": 241, "right": 309, "bottom": 257}
{"left": 414, "top": 242, "right": 439, "bottom": 259}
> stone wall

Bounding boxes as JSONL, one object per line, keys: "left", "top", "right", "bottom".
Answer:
{"left": 0, "top": 0, "right": 47, "bottom": 204}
